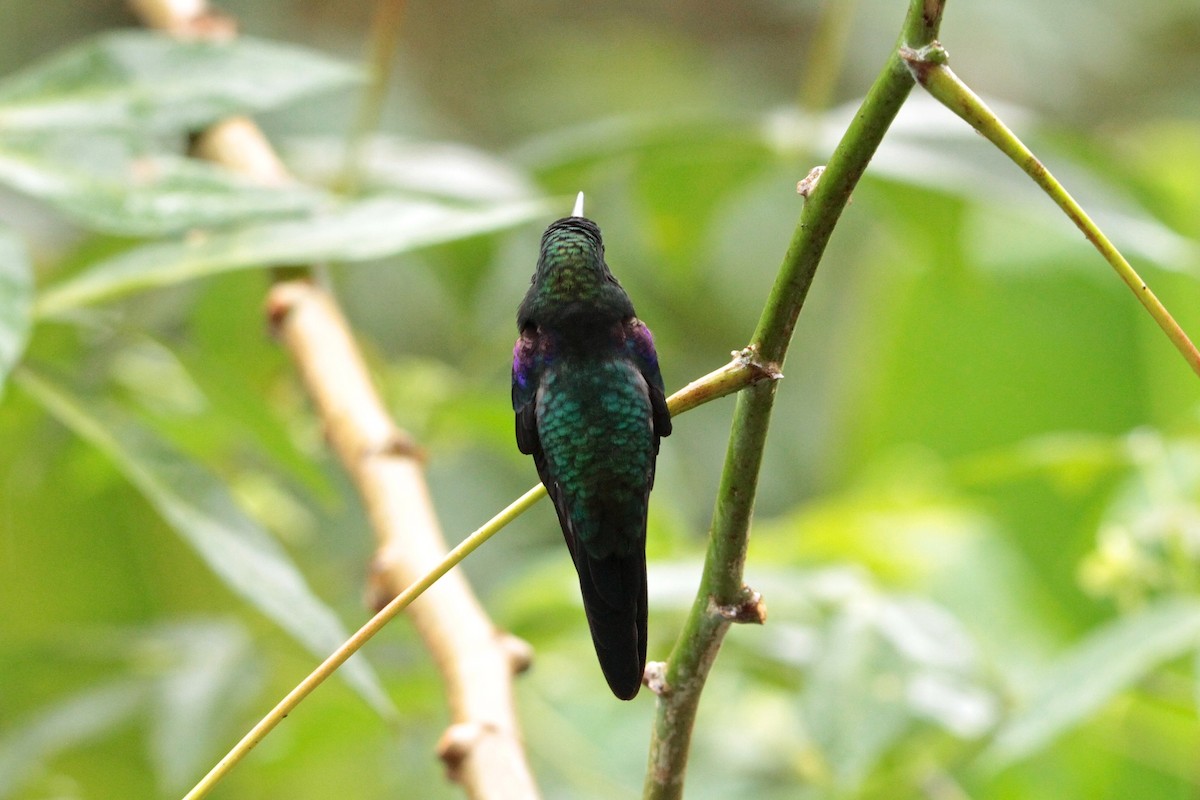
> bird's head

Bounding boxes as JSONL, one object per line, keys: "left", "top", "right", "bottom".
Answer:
{"left": 520, "top": 193, "right": 634, "bottom": 329}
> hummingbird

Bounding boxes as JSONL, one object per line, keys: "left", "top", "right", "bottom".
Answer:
{"left": 512, "top": 193, "right": 672, "bottom": 700}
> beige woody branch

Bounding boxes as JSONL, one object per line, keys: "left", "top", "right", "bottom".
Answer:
{"left": 127, "top": 2, "right": 540, "bottom": 797}
{"left": 265, "top": 281, "right": 537, "bottom": 797}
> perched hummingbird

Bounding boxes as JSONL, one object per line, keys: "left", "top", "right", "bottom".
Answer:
{"left": 512, "top": 193, "right": 672, "bottom": 700}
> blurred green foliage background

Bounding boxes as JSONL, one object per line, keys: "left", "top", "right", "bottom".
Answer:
{"left": 2, "top": 1, "right": 1200, "bottom": 798}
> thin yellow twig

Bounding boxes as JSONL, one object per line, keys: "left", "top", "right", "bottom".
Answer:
{"left": 181, "top": 485, "right": 545, "bottom": 800}
{"left": 903, "top": 43, "right": 1200, "bottom": 379}
{"left": 182, "top": 351, "right": 773, "bottom": 799}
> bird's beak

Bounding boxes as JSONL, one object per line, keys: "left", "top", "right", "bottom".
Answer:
{"left": 572, "top": 191, "right": 585, "bottom": 218}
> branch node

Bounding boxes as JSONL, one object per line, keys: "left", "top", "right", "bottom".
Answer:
{"left": 437, "top": 721, "right": 500, "bottom": 782}
{"left": 796, "top": 166, "right": 826, "bottom": 198}
{"left": 264, "top": 280, "right": 310, "bottom": 335}
{"left": 374, "top": 431, "right": 425, "bottom": 462}
{"left": 363, "top": 559, "right": 396, "bottom": 613}
{"left": 713, "top": 587, "right": 767, "bottom": 625}
{"left": 176, "top": 10, "right": 238, "bottom": 40}
{"left": 733, "top": 345, "right": 784, "bottom": 383}
{"left": 498, "top": 632, "right": 535, "bottom": 674}
{"left": 644, "top": 661, "right": 670, "bottom": 696}
{"left": 899, "top": 41, "right": 949, "bottom": 84}
{"left": 128, "top": 0, "right": 238, "bottom": 39}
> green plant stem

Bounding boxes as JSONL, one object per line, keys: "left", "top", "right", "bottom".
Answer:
{"left": 338, "top": 0, "right": 407, "bottom": 195}
{"left": 643, "top": 2, "right": 947, "bottom": 798}
{"left": 902, "top": 43, "right": 1200, "bottom": 379}
{"left": 798, "top": 0, "right": 860, "bottom": 112}
{"left": 180, "top": 353, "right": 770, "bottom": 800}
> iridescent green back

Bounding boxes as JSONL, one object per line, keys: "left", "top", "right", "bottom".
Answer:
{"left": 535, "top": 356, "right": 655, "bottom": 559}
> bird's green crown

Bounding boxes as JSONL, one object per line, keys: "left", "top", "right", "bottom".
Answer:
{"left": 519, "top": 215, "right": 634, "bottom": 329}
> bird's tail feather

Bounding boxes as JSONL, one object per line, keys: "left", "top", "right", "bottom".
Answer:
{"left": 574, "top": 548, "right": 647, "bottom": 700}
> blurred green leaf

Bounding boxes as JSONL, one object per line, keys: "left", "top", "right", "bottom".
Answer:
{"left": 0, "top": 622, "right": 259, "bottom": 798}
{"left": 0, "top": 680, "right": 147, "bottom": 799}
{"left": 799, "top": 608, "right": 913, "bottom": 790}
{"left": 12, "top": 368, "right": 395, "bottom": 719}
{"left": 0, "top": 31, "right": 360, "bottom": 133}
{"left": 1079, "top": 433, "right": 1200, "bottom": 603}
{"left": 984, "top": 597, "right": 1200, "bottom": 768}
{"left": 287, "top": 135, "right": 538, "bottom": 203}
{"left": 750, "top": 568, "right": 997, "bottom": 791}
{"left": 144, "top": 620, "right": 260, "bottom": 792}
{"left": 0, "top": 225, "right": 32, "bottom": 400}
{"left": 512, "top": 111, "right": 761, "bottom": 175}
{"left": 0, "top": 136, "right": 326, "bottom": 235}
{"left": 956, "top": 431, "right": 1128, "bottom": 493}
{"left": 751, "top": 454, "right": 992, "bottom": 585}
{"left": 35, "top": 196, "right": 550, "bottom": 316}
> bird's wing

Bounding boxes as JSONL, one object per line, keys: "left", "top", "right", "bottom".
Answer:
{"left": 625, "top": 319, "right": 672, "bottom": 442}
{"left": 512, "top": 331, "right": 542, "bottom": 457}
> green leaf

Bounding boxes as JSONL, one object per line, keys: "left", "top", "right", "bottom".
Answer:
{"left": 983, "top": 598, "right": 1200, "bottom": 768}
{"left": 0, "top": 136, "right": 326, "bottom": 235}
{"left": 956, "top": 431, "right": 1127, "bottom": 494}
{"left": 0, "top": 680, "right": 147, "bottom": 799}
{"left": 0, "top": 226, "right": 32, "bottom": 400}
{"left": 144, "top": 621, "right": 260, "bottom": 792}
{"left": 0, "top": 31, "right": 359, "bottom": 133}
{"left": 798, "top": 607, "right": 914, "bottom": 789}
{"left": 286, "top": 135, "right": 539, "bottom": 202}
{"left": 13, "top": 368, "right": 395, "bottom": 719}
{"left": 774, "top": 568, "right": 997, "bottom": 790}
{"left": 35, "top": 196, "right": 551, "bottom": 316}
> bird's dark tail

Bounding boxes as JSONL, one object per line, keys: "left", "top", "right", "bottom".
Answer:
{"left": 573, "top": 548, "right": 647, "bottom": 700}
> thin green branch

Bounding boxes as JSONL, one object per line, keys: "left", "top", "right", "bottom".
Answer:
{"left": 667, "top": 346, "right": 782, "bottom": 416}
{"left": 338, "top": 0, "right": 407, "bottom": 195}
{"left": 901, "top": 43, "right": 1200, "bottom": 379}
{"left": 798, "top": 0, "right": 861, "bottom": 112}
{"left": 643, "top": 2, "right": 948, "bottom": 798}
{"left": 181, "top": 353, "right": 771, "bottom": 800}
{"left": 181, "top": 483, "right": 543, "bottom": 800}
